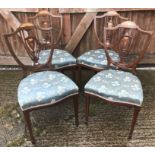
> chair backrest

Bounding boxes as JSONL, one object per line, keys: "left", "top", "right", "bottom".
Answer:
{"left": 4, "top": 22, "right": 54, "bottom": 73}
{"left": 104, "top": 21, "right": 153, "bottom": 74}
{"left": 94, "top": 11, "right": 128, "bottom": 47}
{"left": 29, "top": 10, "right": 63, "bottom": 50}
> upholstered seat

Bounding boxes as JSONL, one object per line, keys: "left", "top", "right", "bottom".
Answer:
{"left": 18, "top": 71, "right": 78, "bottom": 110}
{"left": 85, "top": 69, "right": 143, "bottom": 106}
{"left": 39, "top": 49, "right": 76, "bottom": 69}
{"left": 77, "top": 49, "right": 119, "bottom": 69}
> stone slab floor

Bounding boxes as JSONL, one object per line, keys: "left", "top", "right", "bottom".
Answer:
{"left": 0, "top": 69, "right": 155, "bottom": 146}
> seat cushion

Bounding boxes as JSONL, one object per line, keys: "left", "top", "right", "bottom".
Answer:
{"left": 38, "top": 49, "right": 76, "bottom": 69}
{"left": 18, "top": 71, "right": 78, "bottom": 110}
{"left": 77, "top": 49, "right": 119, "bottom": 69}
{"left": 85, "top": 69, "right": 143, "bottom": 106}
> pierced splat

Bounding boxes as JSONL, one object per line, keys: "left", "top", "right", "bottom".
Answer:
{"left": 25, "top": 37, "right": 39, "bottom": 63}
{"left": 26, "top": 37, "right": 36, "bottom": 51}
{"left": 42, "top": 21, "right": 49, "bottom": 28}
{"left": 19, "top": 23, "right": 40, "bottom": 64}
{"left": 119, "top": 31, "right": 132, "bottom": 64}
{"left": 104, "top": 19, "right": 113, "bottom": 49}
{"left": 107, "top": 19, "right": 113, "bottom": 28}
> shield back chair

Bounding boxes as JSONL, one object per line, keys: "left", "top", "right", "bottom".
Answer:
{"left": 5, "top": 22, "right": 50, "bottom": 77}
{"left": 84, "top": 21, "right": 153, "bottom": 139}
{"left": 29, "top": 10, "right": 77, "bottom": 80}
{"left": 4, "top": 23, "right": 79, "bottom": 144}
{"left": 77, "top": 11, "right": 128, "bottom": 87}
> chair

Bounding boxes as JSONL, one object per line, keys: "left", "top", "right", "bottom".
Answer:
{"left": 4, "top": 22, "right": 47, "bottom": 76}
{"left": 84, "top": 21, "right": 152, "bottom": 139}
{"left": 4, "top": 23, "right": 79, "bottom": 144}
{"left": 77, "top": 11, "right": 128, "bottom": 86}
{"left": 29, "top": 10, "right": 77, "bottom": 79}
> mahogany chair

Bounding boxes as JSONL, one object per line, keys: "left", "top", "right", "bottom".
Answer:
{"left": 4, "top": 22, "right": 54, "bottom": 76}
{"left": 4, "top": 23, "right": 79, "bottom": 144}
{"left": 29, "top": 10, "right": 77, "bottom": 78}
{"left": 77, "top": 11, "right": 128, "bottom": 86}
{"left": 84, "top": 21, "right": 152, "bottom": 139}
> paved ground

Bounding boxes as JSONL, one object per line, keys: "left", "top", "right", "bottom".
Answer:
{"left": 0, "top": 69, "right": 155, "bottom": 146}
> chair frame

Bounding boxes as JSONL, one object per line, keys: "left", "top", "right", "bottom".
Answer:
{"left": 29, "top": 10, "right": 77, "bottom": 81}
{"left": 78, "top": 11, "right": 128, "bottom": 88}
{"left": 4, "top": 22, "right": 79, "bottom": 144}
{"left": 84, "top": 21, "right": 153, "bottom": 139}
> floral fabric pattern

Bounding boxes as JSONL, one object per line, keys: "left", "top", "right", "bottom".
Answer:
{"left": 18, "top": 71, "right": 78, "bottom": 110}
{"left": 77, "top": 49, "right": 119, "bottom": 69}
{"left": 39, "top": 49, "right": 76, "bottom": 69}
{"left": 85, "top": 69, "right": 143, "bottom": 106}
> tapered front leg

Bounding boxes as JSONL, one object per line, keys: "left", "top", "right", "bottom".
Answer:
{"left": 23, "top": 111, "right": 35, "bottom": 144}
{"left": 128, "top": 107, "right": 141, "bottom": 139}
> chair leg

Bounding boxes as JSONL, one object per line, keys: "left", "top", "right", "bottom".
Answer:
{"left": 61, "top": 70, "right": 64, "bottom": 74}
{"left": 72, "top": 67, "right": 76, "bottom": 83}
{"left": 73, "top": 95, "right": 79, "bottom": 126}
{"left": 85, "top": 94, "right": 90, "bottom": 125}
{"left": 22, "top": 70, "right": 28, "bottom": 79}
{"left": 94, "top": 70, "right": 98, "bottom": 74}
{"left": 78, "top": 66, "right": 82, "bottom": 90}
{"left": 128, "top": 107, "right": 141, "bottom": 139}
{"left": 23, "top": 111, "right": 35, "bottom": 144}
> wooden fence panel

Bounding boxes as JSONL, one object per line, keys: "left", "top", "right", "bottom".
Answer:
{"left": 72, "top": 11, "right": 155, "bottom": 58}
{"left": 1, "top": 9, "right": 155, "bottom": 65}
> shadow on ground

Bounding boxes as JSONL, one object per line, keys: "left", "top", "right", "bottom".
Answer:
{"left": 0, "top": 69, "right": 155, "bottom": 146}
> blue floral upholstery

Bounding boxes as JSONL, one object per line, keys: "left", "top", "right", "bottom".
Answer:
{"left": 18, "top": 71, "right": 78, "bottom": 110}
{"left": 77, "top": 49, "right": 119, "bottom": 69}
{"left": 38, "top": 49, "right": 76, "bottom": 69}
{"left": 85, "top": 69, "right": 143, "bottom": 106}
